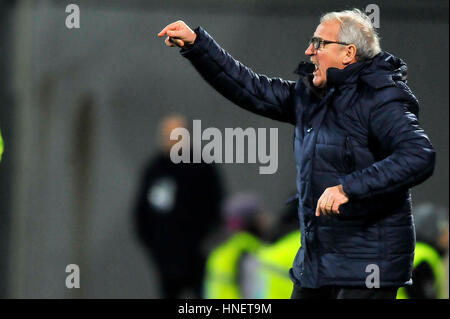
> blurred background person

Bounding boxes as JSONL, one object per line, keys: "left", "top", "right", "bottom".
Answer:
{"left": 249, "top": 193, "right": 301, "bottom": 299}
{"left": 203, "top": 192, "right": 270, "bottom": 299}
{"left": 133, "top": 114, "right": 225, "bottom": 298}
{"left": 397, "top": 203, "right": 449, "bottom": 299}
{"left": 0, "top": 128, "right": 3, "bottom": 162}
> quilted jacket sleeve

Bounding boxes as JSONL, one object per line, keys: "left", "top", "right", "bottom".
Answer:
{"left": 339, "top": 99, "right": 436, "bottom": 200}
{"left": 180, "top": 27, "right": 296, "bottom": 125}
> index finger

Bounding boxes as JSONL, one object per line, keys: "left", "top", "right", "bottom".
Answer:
{"left": 157, "top": 22, "right": 180, "bottom": 37}
{"left": 315, "top": 198, "right": 321, "bottom": 217}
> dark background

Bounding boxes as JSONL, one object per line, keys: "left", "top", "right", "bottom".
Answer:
{"left": 0, "top": 0, "right": 448, "bottom": 298}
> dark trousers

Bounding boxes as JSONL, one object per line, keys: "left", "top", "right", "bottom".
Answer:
{"left": 291, "top": 284, "right": 398, "bottom": 299}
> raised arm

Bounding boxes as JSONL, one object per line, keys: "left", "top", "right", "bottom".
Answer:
{"left": 158, "top": 21, "right": 296, "bottom": 124}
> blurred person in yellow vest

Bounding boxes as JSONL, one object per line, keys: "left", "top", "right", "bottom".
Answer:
{"left": 254, "top": 231, "right": 301, "bottom": 298}
{"left": 0, "top": 129, "right": 3, "bottom": 162}
{"left": 244, "top": 193, "right": 301, "bottom": 299}
{"left": 397, "top": 203, "right": 449, "bottom": 299}
{"left": 203, "top": 193, "right": 270, "bottom": 299}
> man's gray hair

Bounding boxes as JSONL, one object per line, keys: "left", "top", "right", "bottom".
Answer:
{"left": 320, "top": 9, "right": 381, "bottom": 61}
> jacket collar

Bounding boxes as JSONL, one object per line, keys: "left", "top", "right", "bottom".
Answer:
{"left": 294, "top": 51, "right": 408, "bottom": 90}
{"left": 326, "top": 61, "right": 369, "bottom": 87}
{"left": 294, "top": 60, "right": 369, "bottom": 94}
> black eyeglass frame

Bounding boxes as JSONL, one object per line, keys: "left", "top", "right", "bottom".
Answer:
{"left": 309, "top": 37, "right": 350, "bottom": 50}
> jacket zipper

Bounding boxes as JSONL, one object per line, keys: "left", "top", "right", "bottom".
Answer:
{"left": 344, "top": 136, "right": 355, "bottom": 173}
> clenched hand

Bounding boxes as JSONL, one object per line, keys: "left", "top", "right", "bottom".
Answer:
{"left": 157, "top": 20, "right": 197, "bottom": 48}
{"left": 315, "top": 185, "right": 349, "bottom": 217}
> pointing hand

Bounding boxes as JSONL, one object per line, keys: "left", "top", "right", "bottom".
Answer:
{"left": 158, "top": 20, "right": 197, "bottom": 48}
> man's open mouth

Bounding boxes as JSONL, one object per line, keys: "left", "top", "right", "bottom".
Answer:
{"left": 313, "top": 62, "right": 319, "bottom": 74}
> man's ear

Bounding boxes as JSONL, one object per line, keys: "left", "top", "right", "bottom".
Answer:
{"left": 343, "top": 44, "right": 357, "bottom": 65}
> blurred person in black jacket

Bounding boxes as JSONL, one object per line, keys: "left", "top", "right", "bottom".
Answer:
{"left": 134, "top": 114, "right": 225, "bottom": 298}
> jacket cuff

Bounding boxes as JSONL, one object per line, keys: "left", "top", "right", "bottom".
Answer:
{"left": 180, "top": 26, "right": 209, "bottom": 58}
{"left": 339, "top": 174, "right": 363, "bottom": 200}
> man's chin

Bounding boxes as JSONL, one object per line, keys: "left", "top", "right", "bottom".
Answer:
{"left": 312, "top": 77, "right": 325, "bottom": 88}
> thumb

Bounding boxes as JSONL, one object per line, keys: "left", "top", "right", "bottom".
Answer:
{"left": 169, "top": 37, "right": 185, "bottom": 47}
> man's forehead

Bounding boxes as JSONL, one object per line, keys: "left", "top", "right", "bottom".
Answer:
{"left": 313, "top": 20, "right": 340, "bottom": 40}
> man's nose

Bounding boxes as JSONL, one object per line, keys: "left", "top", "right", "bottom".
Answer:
{"left": 305, "top": 43, "right": 315, "bottom": 56}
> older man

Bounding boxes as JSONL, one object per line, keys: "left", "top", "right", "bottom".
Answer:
{"left": 158, "top": 9, "right": 435, "bottom": 299}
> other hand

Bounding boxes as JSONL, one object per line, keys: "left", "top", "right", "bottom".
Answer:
{"left": 315, "top": 185, "right": 349, "bottom": 217}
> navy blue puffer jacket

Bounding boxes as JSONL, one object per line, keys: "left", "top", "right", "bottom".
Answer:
{"left": 180, "top": 27, "right": 435, "bottom": 288}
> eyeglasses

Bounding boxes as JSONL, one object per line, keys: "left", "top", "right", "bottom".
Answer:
{"left": 308, "top": 37, "right": 350, "bottom": 51}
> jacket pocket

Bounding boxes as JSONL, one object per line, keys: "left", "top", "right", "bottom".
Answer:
{"left": 342, "top": 136, "right": 355, "bottom": 173}
{"left": 332, "top": 225, "right": 380, "bottom": 258}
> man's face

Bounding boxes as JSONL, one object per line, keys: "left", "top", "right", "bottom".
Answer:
{"left": 305, "top": 20, "right": 348, "bottom": 88}
{"left": 160, "top": 116, "right": 188, "bottom": 153}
